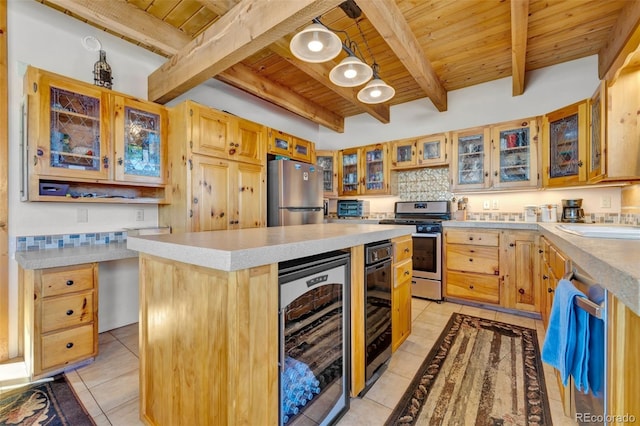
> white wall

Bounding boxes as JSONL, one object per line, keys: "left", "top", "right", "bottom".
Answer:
{"left": 317, "top": 56, "right": 600, "bottom": 149}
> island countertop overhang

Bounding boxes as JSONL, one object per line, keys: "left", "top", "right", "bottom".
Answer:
{"left": 127, "top": 223, "right": 413, "bottom": 271}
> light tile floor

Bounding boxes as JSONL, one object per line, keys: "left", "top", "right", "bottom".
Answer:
{"left": 67, "top": 299, "right": 577, "bottom": 425}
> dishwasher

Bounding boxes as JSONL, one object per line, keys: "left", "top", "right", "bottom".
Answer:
{"left": 562, "top": 265, "right": 608, "bottom": 425}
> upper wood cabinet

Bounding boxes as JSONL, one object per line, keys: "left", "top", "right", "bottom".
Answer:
{"left": 587, "top": 83, "right": 606, "bottom": 182}
{"left": 191, "top": 105, "right": 263, "bottom": 165}
{"left": 338, "top": 144, "right": 391, "bottom": 196}
{"left": 23, "top": 66, "right": 169, "bottom": 203}
{"left": 451, "top": 120, "right": 539, "bottom": 191}
{"left": 316, "top": 150, "right": 338, "bottom": 198}
{"left": 541, "top": 101, "right": 588, "bottom": 187}
{"left": 266, "top": 129, "right": 315, "bottom": 163}
{"left": 159, "top": 100, "right": 266, "bottom": 234}
{"left": 390, "top": 133, "right": 449, "bottom": 170}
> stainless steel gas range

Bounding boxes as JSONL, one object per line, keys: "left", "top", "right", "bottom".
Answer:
{"left": 380, "top": 201, "right": 450, "bottom": 301}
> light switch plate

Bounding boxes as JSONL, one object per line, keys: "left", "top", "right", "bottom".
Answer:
{"left": 77, "top": 208, "right": 88, "bottom": 223}
{"left": 492, "top": 200, "right": 499, "bottom": 210}
{"left": 483, "top": 200, "right": 490, "bottom": 210}
{"left": 600, "top": 196, "right": 611, "bottom": 208}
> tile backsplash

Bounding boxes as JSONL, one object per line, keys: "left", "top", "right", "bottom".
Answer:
{"left": 16, "top": 231, "right": 126, "bottom": 252}
{"left": 395, "top": 168, "right": 453, "bottom": 201}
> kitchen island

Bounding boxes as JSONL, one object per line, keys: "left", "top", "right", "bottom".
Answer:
{"left": 127, "top": 223, "right": 412, "bottom": 426}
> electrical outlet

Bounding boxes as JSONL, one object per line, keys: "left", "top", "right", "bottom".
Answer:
{"left": 77, "top": 208, "right": 88, "bottom": 223}
{"left": 492, "top": 200, "right": 499, "bottom": 210}
{"left": 600, "top": 196, "right": 611, "bottom": 208}
{"left": 483, "top": 200, "right": 490, "bottom": 210}
{"left": 136, "top": 209, "right": 144, "bottom": 221}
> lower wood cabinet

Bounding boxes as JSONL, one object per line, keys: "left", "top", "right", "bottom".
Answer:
{"left": 444, "top": 229, "right": 501, "bottom": 304}
{"left": 391, "top": 235, "right": 412, "bottom": 351}
{"left": 21, "top": 263, "right": 99, "bottom": 378}
{"left": 445, "top": 228, "right": 542, "bottom": 314}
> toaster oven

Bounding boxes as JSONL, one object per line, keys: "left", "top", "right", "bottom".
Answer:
{"left": 337, "top": 199, "right": 370, "bottom": 218}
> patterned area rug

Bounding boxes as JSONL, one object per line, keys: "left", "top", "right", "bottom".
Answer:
{"left": 386, "top": 313, "right": 552, "bottom": 425}
{"left": 0, "top": 374, "right": 95, "bottom": 425}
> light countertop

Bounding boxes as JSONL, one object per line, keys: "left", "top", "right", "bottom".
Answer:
{"left": 127, "top": 223, "right": 412, "bottom": 272}
{"left": 15, "top": 243, "right": 137, "bottom": 270}
{"left": 444, "top": 220, "right": 640, "bottom": 315}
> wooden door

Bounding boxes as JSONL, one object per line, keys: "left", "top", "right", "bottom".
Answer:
{"left": 503, "top": 231, "right": 539, "bottom": 312}
{"left": 233, "top": 119, "right": 264, "bottom": 165}
{"left": 234, "top": 162, "right": 265, "bottom": 229}
{"left": 191, "top": 106, "right": 233, "bottom": 159}
{"left": 291, "top": 137, "right": 313, "bottom": 163}
{"left": 191, "top": 156, "right": 231, "bottom": 231}
{"left": 266, "top": 128, "right": 292, "bottom": 157}
{"left": 588, "top": 83, "right": 606, "bottom": 182}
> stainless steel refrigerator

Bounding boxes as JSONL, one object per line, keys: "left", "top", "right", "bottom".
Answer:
{"left": 267, "top": 159, "right": 324, "bottom": 226}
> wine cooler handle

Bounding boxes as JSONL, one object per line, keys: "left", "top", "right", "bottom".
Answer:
{"left": 279, "top": 309, "right": 285, "bottom": 373}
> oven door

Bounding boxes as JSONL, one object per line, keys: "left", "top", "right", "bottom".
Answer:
{"left": 412, "top": 232, "right": 441, "bottom": 281}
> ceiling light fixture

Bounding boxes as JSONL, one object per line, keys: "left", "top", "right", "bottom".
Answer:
{"left": 289, "top": 0, "right": 394, "bottom": 104}
{"left": 289, "top": 20, "right": 342, "bottom": 63}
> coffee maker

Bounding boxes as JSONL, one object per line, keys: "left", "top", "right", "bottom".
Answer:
{"left": 561, "top": 199, "right": 585, "bottom": 223}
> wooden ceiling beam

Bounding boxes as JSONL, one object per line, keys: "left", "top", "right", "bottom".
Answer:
{"left": 147, "top": 0, "right": 344, "bottom": 104}
{"left": 45, "top": 0, "right": 190, "bottom": 56}
{"left": 197, "top": 0, "right": 240, "bottom": 17}
{"left": 598, "top": 0, "right": 640, "bottom": 81}
{"left": 269, "top": 39, "right": 390, "bottom": 124}
{"left": 218, "top": 63, "right": 344, "bottom": 132}
{"left": 356, "top": 0, "right": 447, "bottom": 112}
{"left": 511, "top": 0, "right": 529, "bottom": 96}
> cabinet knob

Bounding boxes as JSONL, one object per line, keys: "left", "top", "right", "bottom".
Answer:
{"left": 229, "top": 148, "right": 236, "bottom": 155}
{"left": 548, "top": 287, "right": 554, "bottom": 293}
{"left": 542, "top": 275, "right": 548, "bottom": 280}
{"left": 404, "top": 248, "right": 410, "bottom": 253}
{"left": 66, "top": 342, "right": 74, "bottom": 349}
{"left": 494, "top": 171, "right": 498, "bottom": 176}
{"left": 66, "top": 280, "right": 74, "bottom": 286}
{"left": 404, "top": 270, "right": 410, "bottom": 276}
{"left": 117, "top": 157, "right": 123, "bottom": 165}
{"left": 469, "top": 285, "right": 474, "bottom": 289}
{"left": 66, "top": 309, "right": 74, "bottom": 316}
{"left": 518, "top": 288, "right": 525, "bottom": 295}
{"left": 193, "top": 197, "right": 198, "bottom": 204}
{"left": 469, "top": 237, "right": 474, "bottom": 241}
{"left": 468, "top": 258, "right": 473, "bottom": 262}
{"left": 578, "top": 160, "right": 584, "bottom": 167}
{"left": 509, "top": 243, "right": 515, "bottom": 247}
{"left": 538, "top": 249, "right": 543, "bottom": 254}
{"left": 103, "top": 156, "right": 109, "bottom": 169}
{"left": 484, "top": 172, "right": 489, "bottom": 177}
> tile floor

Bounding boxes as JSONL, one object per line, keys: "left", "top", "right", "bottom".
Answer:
{"left": 67, "top": 299, "right": 577, "bottom": 425}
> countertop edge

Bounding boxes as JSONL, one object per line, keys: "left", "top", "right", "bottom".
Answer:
{"left": 15, "top": 243, "right": 137, "bottom": 270}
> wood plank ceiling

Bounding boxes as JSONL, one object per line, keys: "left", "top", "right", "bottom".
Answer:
{"left": 40, "top": 0, "right": 640, "bottom": 133}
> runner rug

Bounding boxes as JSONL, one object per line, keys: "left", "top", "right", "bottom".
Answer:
{"left": 386, "top": 313, "right": 552, "bottom": 425}
{"left": 0, "top": 374, "right": 95, "bottom": 425}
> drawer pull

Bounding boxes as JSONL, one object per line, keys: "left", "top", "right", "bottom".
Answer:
{"left": 542, "top": 275, "right": 548, "bottom": 280}
{"left": 509, "top": 243, "right": 515, "bottom": 247}
{"left": 469, "top": 285, "right": 474, "bottom": 289}
{"left": 518, "top": 288, "right": 525, "bottom": 295}
{"left": 66, "top": 342, "right": 74, "bottom": 349}
{"left": 66, "top": 280, "right": 74, "bottom": 286}
{"left": 468, "top": 258, "right": 473, "bottom": 262}
{"left": 548, "top": 287, "right": 554, "bottom": 293}
{"left": 404, "top": 270, "right": 410, "bottom": 276}
{"left": 469, "top": 237, "right": 474, "bottom": 241}
{"left": 66, "top": 309, "right": 74, "bottom": 316}
{"left": 404, "top": 248, "right": 410, "bottom": 253}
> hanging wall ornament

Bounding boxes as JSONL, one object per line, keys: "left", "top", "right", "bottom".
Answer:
{"left": 93, "top": 50, "right": 113, "bottom": 89}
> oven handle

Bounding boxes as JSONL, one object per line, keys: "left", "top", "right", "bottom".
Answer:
{"left": 411, "top": 232, "right": 440, "bottom": 238}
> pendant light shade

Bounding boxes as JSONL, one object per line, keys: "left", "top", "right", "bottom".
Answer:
{"left": 289, "top": 23, "right": 342, "bottom": 63}
{"left": 357, "top": 78, "right": 395, "bottom": 104}
{"left": 329, "top": 55, "right": 373, "bottom": 87}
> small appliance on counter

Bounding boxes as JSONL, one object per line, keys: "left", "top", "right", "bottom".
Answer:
{"left": 524, "top": 205, "right": 538, "bottom": 222}
{"left": 539, "top": 204, "right": 558, "bottom": 223}
{"left": 337, "top": 199, "right": 370, "bottom": 218}
{"left": 561, "top": 198, "right": 585, "bottom": 223}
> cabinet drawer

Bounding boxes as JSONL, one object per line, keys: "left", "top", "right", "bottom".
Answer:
{"left": 41, "top": 292, "right": 95, "bottom": 333}
{"left": 394, "top": 259, "right": 412, "bottom": 287}
{"left": 446, "top": 271, "right": 500, "bottom": 304}
{"left": 41, "top": 324, "right": 95, "bottom": 370}
{"left": 446, "top": 245, "right": 499, "bottom": 275}
{"left": 394, "top": 236, "right": 413, "bottom": 262}
{"left": 446, "top": 229, "right": 499, "bottom": 246}
{"left": 41, "top": 264, "right": 95, "bottom": 297}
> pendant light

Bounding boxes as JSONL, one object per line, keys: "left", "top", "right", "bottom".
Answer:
{"left": 329, "top": 54, "right": 373, "bottom": 87}
{"left": 289, "top": 22, "right": 342, "bottom": 63}
{"left": 357, "top": 64, "right": 394, "bottom": 103}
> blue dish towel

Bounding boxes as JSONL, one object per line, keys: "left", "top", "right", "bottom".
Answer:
{"left": 542, "top": 279, "right": 590, "bottom": 391}
{"left": 587, "top": 285, "right": 605, "bottom": 397}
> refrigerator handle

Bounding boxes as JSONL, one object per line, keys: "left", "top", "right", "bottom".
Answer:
{"left": 281, "top": 207, "right": 323, "bottom": 212}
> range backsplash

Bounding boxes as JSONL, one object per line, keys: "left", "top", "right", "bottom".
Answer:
{"left": 394, "top": 167, "right": 453, "bottom": 201}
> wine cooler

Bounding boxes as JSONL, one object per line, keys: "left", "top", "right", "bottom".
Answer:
{"left": 278, "top": 250, "right": 351, "bottom": 426}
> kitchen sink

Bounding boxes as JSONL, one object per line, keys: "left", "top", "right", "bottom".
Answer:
{"left": 557, "top": 224, "right": 640, "bottom": 239}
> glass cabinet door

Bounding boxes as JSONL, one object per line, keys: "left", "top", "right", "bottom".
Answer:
{"left": 363, "top": 145, "right": 387, "bottom": 194}
{"left": 339, "top": 150, "right": 359, "bottom": 195}
{"left": 452, "top": 127, "right": 490, "bottom": 190}
{"left": 417, "top": 133, "right": 448, "bottom": 166}
{"left": 114, "top": 96, "right": 166, "bottom": 184}
{"left": 317, "top": 152, "right": 337, "bottom": 196}
{"left": 390, "top": 139, "right": 416, "bottom": 169}
{"left": 544, "top": 102, "right": 587, "bottom": 186}
{"left": 492, "top": 119, "right": 538, "bottom": 189}
{"left": 588, "top": 84, "right": 605, "bottom": 182}
{"left": 45, "top": 83, "right": 107, "bottom": 179}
